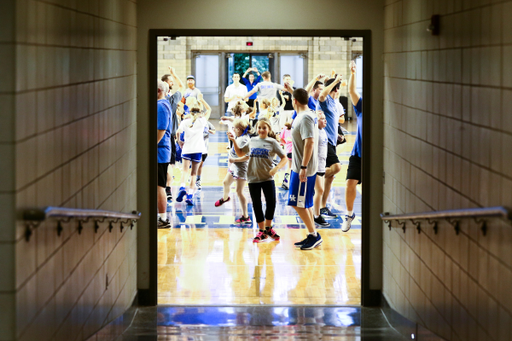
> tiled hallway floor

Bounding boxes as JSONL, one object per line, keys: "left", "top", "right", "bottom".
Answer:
{"left": 93, "top": 306, "right": 408, "bottom": 340}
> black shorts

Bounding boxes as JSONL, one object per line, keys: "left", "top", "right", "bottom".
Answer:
{"left": 326, "top": 143, "right": 340, "bottom": 168}
{"left": 170, "top": 135, "right": 176, "bottom": 165}
{"left": 202, "top": 154, "right": 208, "bottom": 162}
{"left": 317, "top": 172, "right": 325, "bottom": 177}
{"left": 286, "top": 152, "right": 292, "bottom": 160}
{"left": 158, "top": 163, "right": 169, "bottom": 188}
{"left": 346, "top": 155, "right": 362, "bottom": 184}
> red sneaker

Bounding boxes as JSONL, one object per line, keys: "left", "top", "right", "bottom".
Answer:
{"left": 235, "top": 216, "right": 252, "bottom": 224}
{"left": 214, "top": 197, "right": 230, "bottom": 207}
{"left": 253, "top": 231, "right": 268, "bottom": 243}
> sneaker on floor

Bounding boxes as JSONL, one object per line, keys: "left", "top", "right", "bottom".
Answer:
{"left": 157, "top": 217, "right": 170, "bottom": 229}
{"left": 342, "top": 213, "right": 356, "bottom": 232}
{"left": 300, "top": 233, "right": 323, "bottom": 250}
{"left": 235, "top": 216, "right": 251, "bottom": 224}
{"left": 253, "top": 231, "right": 268, "bottom": 243}
{"left": 264, "top": 226, "right": 280, "bottom": 240}
{"left": 176, "top": 189, "right": 187, "bottom": 203}
{"left": 167, "top": 193, "right": 173, "bottom": 202}
{"left": 214, "top": 196, "right": 230, "bottom": 207}
{"left": 294, "top": 236, "right": 309, "bottom": 247}
{"left": 185, "top": 194, "right": 194, "bottom": 206}
{"left": 281, "top": 178, "right": 289, "bottom": 190}
{"left": 314, "top": 215, "right": 330, "bottom": 227}
{"left": 320, "top": 207, "right": 338, "bottom": 219}
{"left": 196, "top": 179, "right": 202, "bottom": 190}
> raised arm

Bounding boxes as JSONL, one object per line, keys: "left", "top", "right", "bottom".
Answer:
{"left": 305, "top": 73, "right": 325, "bottom": 93}
{"left": 169, "top": 67, "right": 184, "bottom": 92}
{"left": 198, "top": 93, "right": 211, "bottom": 120}
{"left": 227, "top": 133, "right": 246, "bottom": 157}
{"left": 348, "top": 60, "right": 361, "bottom": 106}
{"left": 278, "top": 91, "right": 286, "bottom": 109}
{"left": 319, "top": 74, "right": 342, "bottom": 102}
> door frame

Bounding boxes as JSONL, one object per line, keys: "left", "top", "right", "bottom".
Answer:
{"left": 146, "top": 29, "right": 375, "bottom": 306}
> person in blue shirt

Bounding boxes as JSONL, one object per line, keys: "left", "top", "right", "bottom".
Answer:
{"left": 342, "top": 61, "right": 363, "bottom": 233}
{"left": 242, "top": 67, "right": 262, "bottom": 109}
{"left": 318, "top": 73, "right": 344, "bottom": 219}
{"left": 157, "top": 81, "right": 173, "bottom": 228}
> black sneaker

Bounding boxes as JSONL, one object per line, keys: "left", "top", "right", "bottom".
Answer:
{"left": 300, "top": 233, "right": 323, "bottom": 250}
{"left": 157, "top": 217, "right": 170, "bottom": 229}
{"left": 320, "top": 207, "right": 338, "bottom": 219}
{"left": 314, "top": 215, "right": 330, "bottom": 227}
{"left": 294, "top": 236, "right": 309, "bottom": 247}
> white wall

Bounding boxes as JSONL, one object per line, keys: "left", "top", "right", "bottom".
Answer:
{"left": 136, "top": 0, "right": 385, "bottom": 292}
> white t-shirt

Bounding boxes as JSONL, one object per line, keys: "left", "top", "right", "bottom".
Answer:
{"left": 224, "top": 83, "right": 248, "bottom": 112}
{"left": 179, "top": 117, "right": 208, "bottom": 154}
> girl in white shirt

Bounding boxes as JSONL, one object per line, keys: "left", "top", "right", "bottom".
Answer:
{"left": 176, "top": 95, "right": 211, "bottom": 205}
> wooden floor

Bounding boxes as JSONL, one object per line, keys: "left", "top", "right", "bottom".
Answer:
{"left": 158, "top": 121, "right": 362, "bottom": 305}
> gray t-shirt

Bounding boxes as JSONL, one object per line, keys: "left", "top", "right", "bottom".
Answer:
{"left": 247, "top": 137, "right": 286, "bottom": 183}
{"left": 184, "top": 87, "right": 201, "bottom": 99}
{"left": 229, "top": 134, "right": 251, "bottom": 178}
{"left": 291, "top": 110, "right": 319, "bottom": 177}
{"left": 253, "top": 81, "right": 284, "bottom": 100}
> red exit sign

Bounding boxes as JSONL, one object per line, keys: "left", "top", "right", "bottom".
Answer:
{"left": 246, "top": 41, "right": 253, "bottom": 46}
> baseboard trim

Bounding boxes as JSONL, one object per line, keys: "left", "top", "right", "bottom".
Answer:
{"left": 380, "top": 294, "right": 447, "bottom": 341}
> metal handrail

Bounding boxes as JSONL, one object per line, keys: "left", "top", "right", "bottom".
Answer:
{"left": 380, "top": 206, "right": 511, "bottom": 236}
{"left": 23, "top": 207, "right": 141, "bottom": 221}
{"left": 380, "top": 206, "right": 511, "bottom": 222}
{"left": 22, "top": 207, "right": 141, "bottom": 241}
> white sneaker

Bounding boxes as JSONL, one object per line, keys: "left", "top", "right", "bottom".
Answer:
{"left": 342, "top": 213, "right": 355, "bottom": 232}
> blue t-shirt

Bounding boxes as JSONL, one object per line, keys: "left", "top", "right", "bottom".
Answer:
{"left": 291, "top": 96, "right": 318, "bottom": 121}
{"left": 318, "top": 95, "right": 340, "bottom": 146}
{"left": 308, "top": 96, "right": 319, "bottom": 111}
{"left": 157, "top": 99, "right": 172, "bottom": 163}
{"left": 242, "top": 75, "right": 262, "bottom": 99}
{"left": 351, "top": 97, "right": 363, "bottom": 157}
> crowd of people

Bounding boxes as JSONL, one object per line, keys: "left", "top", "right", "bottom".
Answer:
{"left": 156, "top": 61, "right": 363, "bottom": 250}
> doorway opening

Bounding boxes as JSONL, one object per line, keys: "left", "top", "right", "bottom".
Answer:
{"left": 150, "top": 30, "right": 372, "bottom": 307}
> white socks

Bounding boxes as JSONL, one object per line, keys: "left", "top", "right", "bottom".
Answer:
{"left": 310, "top": 231, "right": 318, "bottom": 237}
{"left": 158, "top": 213, "right": 167, "bottom": 220}
{"left": 347, "top": 210, "right": 353, "bottom": 216}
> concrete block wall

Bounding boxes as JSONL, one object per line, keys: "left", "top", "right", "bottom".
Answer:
{"left": 383, "top": 0, "right": 512, "bottom": 340}
{"left": 0, "top": 0, "right": 138, "bottom": 340}
{"left": 157, "top": 36, "right": 362, "bottom": 116}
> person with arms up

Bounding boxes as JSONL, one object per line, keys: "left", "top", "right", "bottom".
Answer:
{"left": 243, "top": 71, "right": 284, "bottom": 101}
{"left": 242, "top": 67, "right": 262, "bottom": 109}
{"left": 318, "top": 74, "right": 344, "bottom": 219}
{"left": 277, "top": 74, "right": 296, "bottom": 129}
{"left": 342, "top": 61, "right": 363, "bottom": 232}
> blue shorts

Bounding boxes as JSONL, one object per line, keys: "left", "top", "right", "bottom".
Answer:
{"left": 182, "top": 153, "right": 202, "bottom": 163}
{"left": 287, "top": 171, "right": 316, "bottom": 209}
